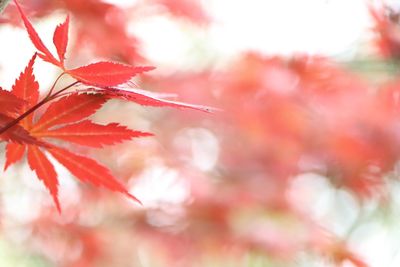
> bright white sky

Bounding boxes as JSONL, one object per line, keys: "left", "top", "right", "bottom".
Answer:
{"left": 208, "top": 0, "right": 369, "bottom": 56}
{"left": 131, "top": 0, "right": 370, "bottom": 69}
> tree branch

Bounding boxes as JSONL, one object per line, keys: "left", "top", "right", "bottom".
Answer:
{"left": 0, "top": 0, "right": 11, "bottom": 14}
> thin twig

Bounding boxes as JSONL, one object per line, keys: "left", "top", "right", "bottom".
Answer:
{"left": 44, "top": 72, "right": 65, "bottom": 99}
{"left": 0, "top": 81, "right": 79, "bottom": 135}
{"left": 0, "top": 97, "right": 49, "bottom": 135}
{"left": 50, "top": 81, "right": 79, "bottom": 98}
{"left": 0, "top": 0, "right": 11, "bottom": 14}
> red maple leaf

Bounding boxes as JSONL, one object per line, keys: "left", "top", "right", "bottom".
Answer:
{"left": 14, "top": 0, "right": 153, "bottom": 85}
{"left": 53, "top": 14, "right": 69, "bottom": 65}
{"left": 14, "top": 0, "right": 212, "bottom": 112}
{"left": 3, "top": 55, "right": 147, "bottom": 213}
{"left": 0, "top": 55, "right": 48, "bottom": 146}
{"left": 0, "top": 1, "right": 212, "bottom": 213}
{"left": 0, "top": 88, "right": 25, "bottom": 115}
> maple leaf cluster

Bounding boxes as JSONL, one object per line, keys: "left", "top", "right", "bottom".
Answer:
{"left": 0, "top": 1, "right": 209, "bottom": 214}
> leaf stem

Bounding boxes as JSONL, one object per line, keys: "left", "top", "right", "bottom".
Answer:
{"left": 44, "top": 72, "right": 65, "bottom": 99}
{"left": 0, "top": 81, "right": 79, "bottom": 135}
{"left": 50, "top": 81, "right": 79, "bottom": 98}
{"left": 0, "top": 97, "right": 49, "bottom": 134}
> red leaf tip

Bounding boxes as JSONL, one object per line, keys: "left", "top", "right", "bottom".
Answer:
{"left": 127, "top": 192, "right": 143, "bottom": 205}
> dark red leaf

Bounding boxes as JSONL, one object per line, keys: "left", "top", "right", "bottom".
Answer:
{"left": 0, "top": 114, "right": 42, "bottom": 145}
{"left": 0, "top": 88, "right": 25, "bottom": 115}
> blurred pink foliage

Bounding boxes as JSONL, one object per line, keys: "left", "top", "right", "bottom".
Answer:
{"left": 2, "top": 1, "right": 400, "bottom": 267}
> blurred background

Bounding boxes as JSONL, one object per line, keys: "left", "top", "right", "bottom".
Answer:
{"left": 1, "top": 0, "right": 400, "bottom": 266}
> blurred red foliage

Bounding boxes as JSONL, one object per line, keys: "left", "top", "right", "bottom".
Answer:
{"left": 2, "top": 0, "right": 400, "bottom": 267}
